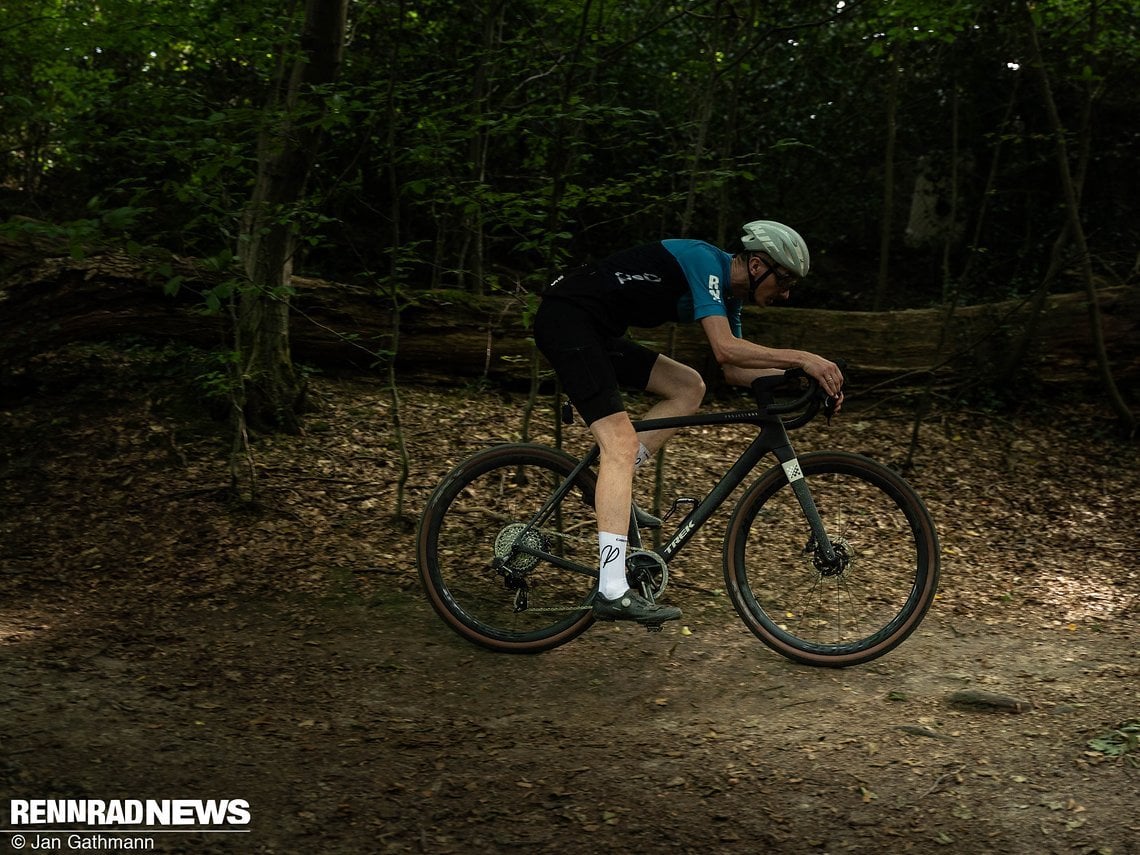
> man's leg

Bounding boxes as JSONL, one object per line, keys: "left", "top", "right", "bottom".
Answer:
{"left": 587, "top": 408, "right": 682, "bottom": 623}
{"left": 587, "top": 411, "right": 640, "bottom": 599}
{"left": 533, "top": 319, "right": 682, "bottom": 622}
{"left": 634, "top": 355, "right": 706, "bottom": 457}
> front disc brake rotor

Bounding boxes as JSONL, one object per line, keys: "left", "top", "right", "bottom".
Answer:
{"left": 813, "top": 535, "right": 853, "bottom": 577}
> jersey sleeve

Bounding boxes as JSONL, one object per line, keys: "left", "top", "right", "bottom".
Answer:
{"left": 662, "top": 240, "right": 733, "bottom": 324}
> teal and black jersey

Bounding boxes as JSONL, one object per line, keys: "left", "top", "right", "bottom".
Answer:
{"left": 544, "top": 240, "right": 743, "bottom": 338}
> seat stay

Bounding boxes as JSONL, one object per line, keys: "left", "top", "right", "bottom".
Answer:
{"left": 494, "top": 445, "right": 601, "bottom": 577}
{"left": 525, "top": 444, "right": 600, "bottom": 532}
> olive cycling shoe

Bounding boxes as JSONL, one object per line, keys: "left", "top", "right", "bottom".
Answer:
{"left": 592, "top": 589, "right": 681, "bottom": 625}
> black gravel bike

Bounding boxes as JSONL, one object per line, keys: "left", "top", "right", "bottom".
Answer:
{"left": 417, "top": 370, "right": 940, "bottom": 667}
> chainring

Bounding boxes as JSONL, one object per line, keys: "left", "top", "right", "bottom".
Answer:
{"left": 626, "top": 549, "right": 669, "bottom": 600}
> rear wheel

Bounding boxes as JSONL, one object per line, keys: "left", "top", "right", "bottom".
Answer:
{"left": 417, "top": 444, "right": 601, "bottom": 653}
{"left": 724, "top": 452, "right": 939, "bottom": 667}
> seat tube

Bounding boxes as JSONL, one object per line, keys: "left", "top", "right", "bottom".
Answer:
{"left": 771, "top": 442, "right": 837, "bottom": 562}
{"left": 626, "top": 506, "right": 643, "bottom": 548}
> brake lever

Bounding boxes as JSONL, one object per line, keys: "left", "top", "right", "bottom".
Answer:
{"left": 822, "top": 393, "right": 838, "bottom": 425}
{"left": 823, "top": 360, "right": 848, "bottom": 425}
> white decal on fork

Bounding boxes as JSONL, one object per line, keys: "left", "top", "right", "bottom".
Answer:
{"left": 781, "top": 458, "right": 804, "bottom": 483}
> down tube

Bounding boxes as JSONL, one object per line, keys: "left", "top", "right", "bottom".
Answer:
{"left": 659, "top": 437, "right": 770, "bottom": 561}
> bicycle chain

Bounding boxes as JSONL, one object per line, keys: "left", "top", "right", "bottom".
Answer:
{"left": 501, "top": 533, "right": 666, "bottom": 614}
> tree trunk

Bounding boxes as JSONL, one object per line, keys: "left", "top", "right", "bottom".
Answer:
{"left": 873, "top": 56, "right": 901, "bottom": 311}
{"left": 237, "top": 0, "right": 348, "bottom": 433}
{"left": 1022, "top": 0, "right": 1135, "bottom": 435}
{"left": 960, "top": 75, "right": 1020, "bottom": 290}
{"left": 384, "top": 0, "right": 411, "bottom": 523}
{"left": 457, "top": 1, "right": 507, "bottom": 295}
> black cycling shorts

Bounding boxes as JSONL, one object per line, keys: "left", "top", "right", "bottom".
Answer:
{"left": 533, "top": 298, "right": 659, "bottom": 426}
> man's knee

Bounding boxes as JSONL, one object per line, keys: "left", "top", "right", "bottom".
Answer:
{"left": 592, "top": 414, "right": 640, "bottom": 468}
{"left": 680, "top": 368, "right": 706, "bottom": 407}
{"left": 668, "top": 364, "right": 706, "bottom": 411}
{"left": 648, "top": 358, "right": 706, "bottom": 412}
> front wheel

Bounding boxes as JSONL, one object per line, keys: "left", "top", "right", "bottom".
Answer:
{"left": 724, "top": 451, "right": 940, "bottom": 667}
{"left": 417, "top": 444, "right": 601, "bottom": 653}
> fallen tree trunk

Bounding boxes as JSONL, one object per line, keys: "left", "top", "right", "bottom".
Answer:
{"left": 2, "top": 248, "right": 1137, "bottom": 392}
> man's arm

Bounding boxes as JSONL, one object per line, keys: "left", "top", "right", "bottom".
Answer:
{"left": 700, "top": 315, "right": 845, "bottom": 401}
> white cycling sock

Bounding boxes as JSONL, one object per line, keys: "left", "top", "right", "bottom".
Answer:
{"left": 634, "top": 442, "right": 652, "bottom": 470}
{"left": 597, "top": 531, "right": 629, "bottom": 599}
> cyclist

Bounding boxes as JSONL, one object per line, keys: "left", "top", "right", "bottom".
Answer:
{"left": 532, "top": 220, "right": 845, "bottom": 626}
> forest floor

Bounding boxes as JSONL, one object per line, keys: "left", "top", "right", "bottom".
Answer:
{"left": 1, "top": 344, "right": 1138, "bottom": 855}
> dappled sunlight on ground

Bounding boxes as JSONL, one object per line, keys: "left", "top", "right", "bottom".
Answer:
{"left": 0, "top": 611, "right": 54, "bottom": 645}
{"left": 1, "top": 352, "right": 1137, "bottom": 853}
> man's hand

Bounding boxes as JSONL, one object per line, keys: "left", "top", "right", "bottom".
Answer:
{"left": 801, "top": 354, "right": 845, "bottom": 411}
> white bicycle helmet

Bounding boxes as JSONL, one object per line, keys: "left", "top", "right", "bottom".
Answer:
{"left": 740, "top": 220, "right": 810, "bottom": 278}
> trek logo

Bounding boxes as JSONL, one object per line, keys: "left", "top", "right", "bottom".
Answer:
{"left": 614, "top": 271, "right": 662, "bottom": 286}
{"left": 707, "top": 275, "right": 722, "bottom": 303}
{"left": 675, "top": 517, "right": 696, "bottom": 542}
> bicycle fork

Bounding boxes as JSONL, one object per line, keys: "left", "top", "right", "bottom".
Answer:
{"left": 771, "top": 443, "right": 842, "bottom": 570}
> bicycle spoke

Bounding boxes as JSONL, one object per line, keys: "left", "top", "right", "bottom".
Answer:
{"left": 419, "top": 446, "right": 600, "bottom": 652}
{"left": 726, "top": 452, "right": 938, "bottom": 666}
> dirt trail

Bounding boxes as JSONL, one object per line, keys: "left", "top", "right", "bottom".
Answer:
{"left": 1, "top": 359, "right": 1137, "bottom": 853}
{"left": 1, "top": 588, "right": 1136, "bottom": 854}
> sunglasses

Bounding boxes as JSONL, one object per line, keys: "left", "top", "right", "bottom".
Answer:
{"left": 753, "top": 256, "right": 795, "bottom": 291}
{"left": 771, "top": 266, "right": 795, "bottom": 291}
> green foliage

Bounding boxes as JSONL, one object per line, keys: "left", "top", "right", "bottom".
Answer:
{"left": 1087, "top": 721, "right": 1140, "bottom": 766}
{"left": 1, "top": 0, "right": 1137, "bottom": 312}
{"left": 860, "top": 0, "right": 982, "bottom": 56}
{"left": 0, "top": 194, "right": 152, "bottom": 258}
{"left": 194, "top": 349, "right": 243, "bottom": 402}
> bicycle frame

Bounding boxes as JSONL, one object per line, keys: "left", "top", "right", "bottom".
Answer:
{"left": 507, "top": 405, "right": 838, "bottom": 579}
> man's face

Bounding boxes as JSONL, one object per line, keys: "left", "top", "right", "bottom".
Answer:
{"left": 749, "top": 254, "right": 795, "bottom": 306}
